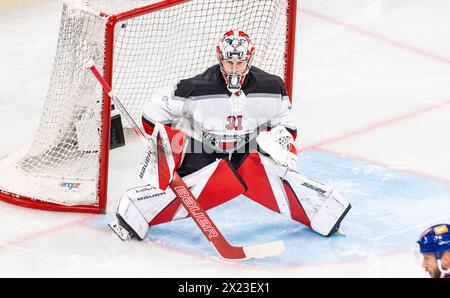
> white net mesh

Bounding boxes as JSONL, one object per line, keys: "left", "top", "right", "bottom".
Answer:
{"left": 0, "top": 0, "right": 293, "bottom": 210}
{"left": 112, "top": 0, "right": 289, "bottom": 124}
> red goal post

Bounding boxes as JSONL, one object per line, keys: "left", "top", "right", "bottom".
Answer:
{"left": 0, "top": 0, "right": 297, "bottom": 213}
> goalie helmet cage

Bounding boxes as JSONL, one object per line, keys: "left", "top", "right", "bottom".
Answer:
{"left": 0, "top": 0, "right": 297, "bottom": 213}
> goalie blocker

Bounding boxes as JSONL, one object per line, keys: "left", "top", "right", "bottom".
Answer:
{"left": 111, "top": 124, "right": 351, "bottom": 241}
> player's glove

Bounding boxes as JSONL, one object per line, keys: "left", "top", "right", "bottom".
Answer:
{"left": 138, "top": 123, "right": 186, "bottom": 190}
{"left": 256, "top": 126, "right": 298, "bottom": 171}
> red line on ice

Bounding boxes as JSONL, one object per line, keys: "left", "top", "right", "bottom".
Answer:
{"left": 0, "top": 216, "right": 93, "bottom": 251}
{"left": 300, "top": 97, "right": 450, "bottom": 151}
{"left": 297, "top": 8, "right": 450, "bottom": 185}
{"left": 300, "top": 8, "right": 450, "bottom": 65}
{"left": 317, "top": 147, "right": 450, "bottom": 186}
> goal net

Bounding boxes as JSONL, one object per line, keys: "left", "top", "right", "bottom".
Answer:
{"left": 0, "top": 0, "right": 297, "bottom": 213}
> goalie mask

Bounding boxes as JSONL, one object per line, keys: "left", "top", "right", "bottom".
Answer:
{"left": 216, "top": 30, "right": 255, "bottom": 92}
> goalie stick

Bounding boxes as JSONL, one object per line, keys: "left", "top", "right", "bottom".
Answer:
{"left": 88, "top": 63, "right": 284, "bottom": 260}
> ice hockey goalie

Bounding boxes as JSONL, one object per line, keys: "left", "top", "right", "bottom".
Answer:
{"left": 109, "top": 30, "right": 351, "bottom": 242}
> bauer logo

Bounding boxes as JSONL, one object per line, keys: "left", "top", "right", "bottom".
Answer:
{"left": 301, "top": 182, "right": 327, "bottom": 195}
{"left": 139, "top": 150, "right": 152, "bottom": 179}
{"left": 174, "top": 186, "right": 189, "bottom": 198}
{"left": 60, "top": 182, "right": 81, "bottom": 192}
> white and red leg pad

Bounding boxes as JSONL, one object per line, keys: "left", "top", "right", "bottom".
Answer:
{"left": 238, "top": 152, "right": 351, "bottom": 237}
{"left": 115, "top": 191, "right": 151, "bottom": 240}
{"left": 116, "top": 159, "right": 247, "bottom": 239}
{"left": 149, "top": 159, "right": 247, "bottom": 226}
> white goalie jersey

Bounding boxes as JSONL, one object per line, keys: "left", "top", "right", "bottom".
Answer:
{"left": 141, "top": 64, "right": 297, "bottom": 153}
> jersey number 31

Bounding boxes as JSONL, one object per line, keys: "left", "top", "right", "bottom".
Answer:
{"left": 226, "top": 115, "right": 243, "bottom": 130}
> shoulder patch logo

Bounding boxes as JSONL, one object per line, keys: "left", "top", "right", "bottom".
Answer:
{"left": 433, "top": 225, "right": 449, "bottom": 235}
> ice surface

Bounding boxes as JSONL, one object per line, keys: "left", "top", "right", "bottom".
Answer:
{"left": 0, "top": 0, "right": 449, "bottom": 277}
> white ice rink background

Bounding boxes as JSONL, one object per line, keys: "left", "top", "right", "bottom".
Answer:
{"left": 0, "top": 0, "right": 449, "bottom": 277}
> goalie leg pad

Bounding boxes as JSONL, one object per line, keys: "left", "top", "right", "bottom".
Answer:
{"left": 114, "top": 192, "right": 151, "bottom": 241}
{"left": 114, "top": 159, "right": 247, "bottom": 236}
{"left": 149, "top": 158, "right": 247, "bottom": 226}
{"left": 238, "top": 152, "right": 351, "bottom": 236}
{"left": 282, "top": 171, "right": 352, "bottom": 236}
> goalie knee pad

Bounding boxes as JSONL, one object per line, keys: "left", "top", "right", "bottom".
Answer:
{"left": 148, "top": 158, "right": 247, "bottom": 226}
{"left": 282, "top": 172, "right": 351, "bottom": 236}
{"left": 114, "top": 158, "right": 247, "bottom": 239}
{"left": 238, "top": 152, "right": 351, "bottom": 236}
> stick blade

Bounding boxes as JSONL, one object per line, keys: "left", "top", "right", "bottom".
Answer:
{"left": 243, "top": 240, "right": 285, "bottom": 259}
